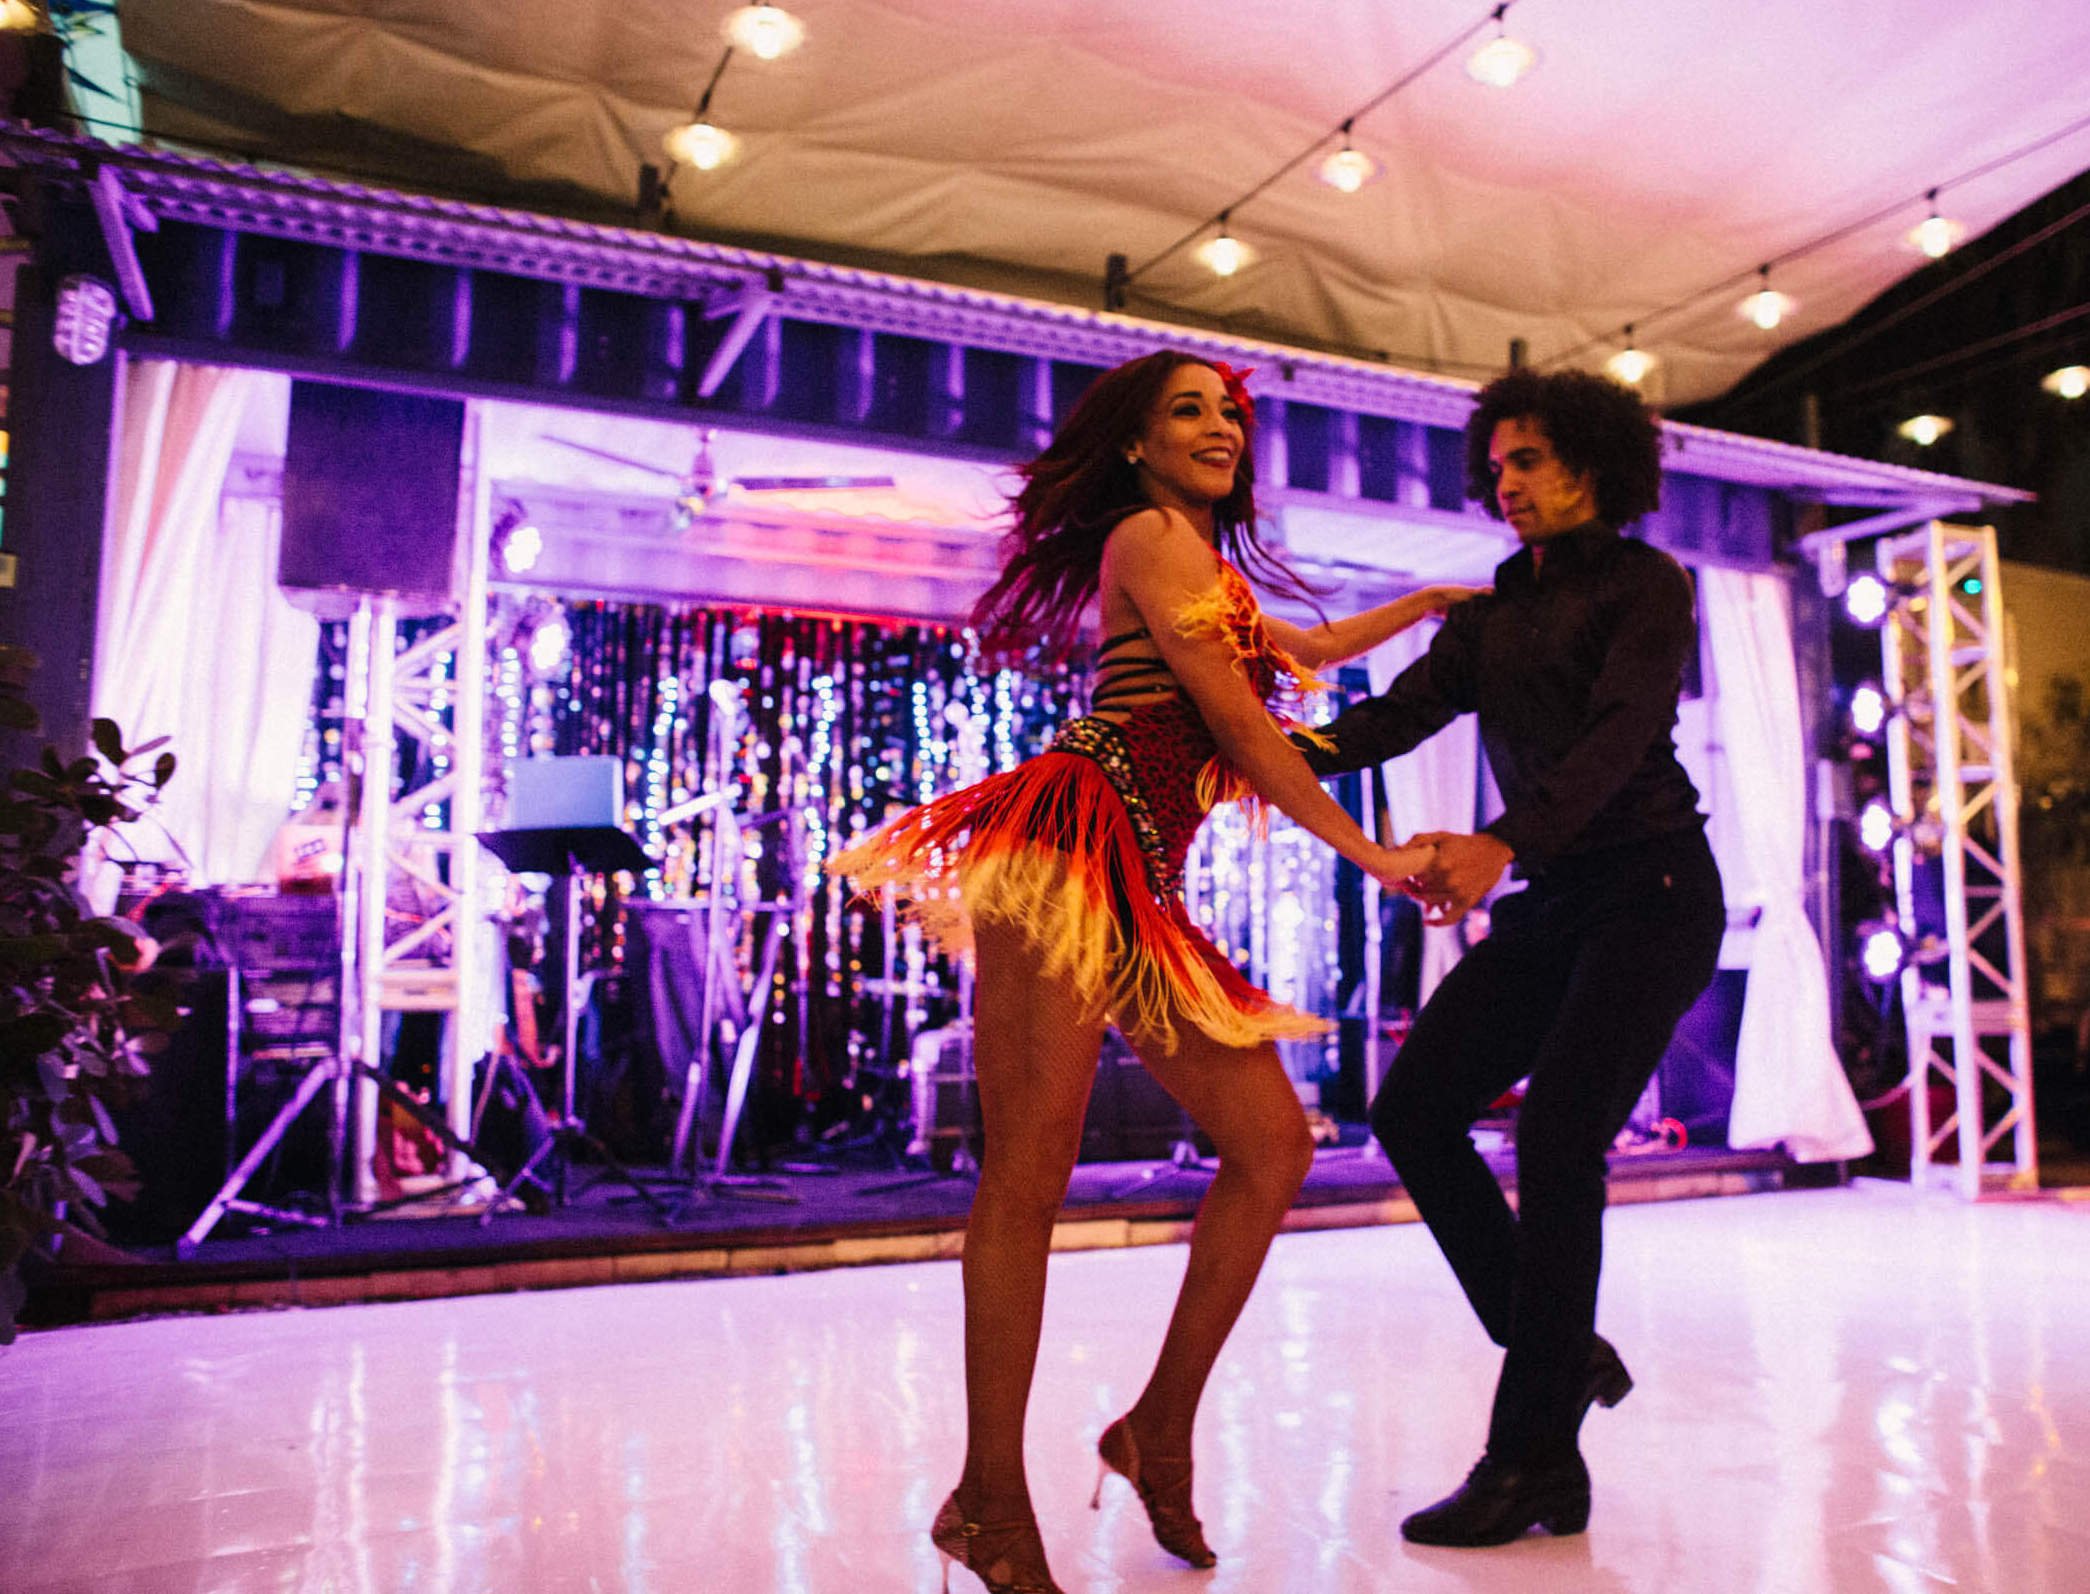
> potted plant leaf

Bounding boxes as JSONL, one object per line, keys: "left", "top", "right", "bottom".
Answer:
{"left": 1, "top": 644, "right": 179, "bottom": 1342}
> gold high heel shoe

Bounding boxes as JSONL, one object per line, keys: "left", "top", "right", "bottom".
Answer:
{"left": 1090, "top": 1416, "right": 1216, "bottom": 1569}
{"left": 930, "top": 1492, "right": 1066, "bottom": 1594}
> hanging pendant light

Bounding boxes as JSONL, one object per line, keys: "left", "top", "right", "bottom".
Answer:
{"left": 2041, "top": 365, "right": 2089, "bottom": 400}
{"left": 1897, "top": 414, "right": 1953, "bottom": 447}
{"left": 1197, "top": 214, "right": 1250, "bottom": 278}
{"left": 1605, "top": 327, "right": 1654, "bottom": 386}
{"left": 1317, "top": 121, "right": 1382, "bottom": 194}
{"left": 1466, "top": 5, "right": 1537, "bottom": 87}
{"left": 1739, "top": 266, "right": 1792, "bottom": 331}
{"left": 662, "top": 119, "right": 739, "bottom": 170}
{"left": 723, "top": 4, "right": 807, "bottom": 61}
{"left": 1905, "top": 189, "right": 1965, "bottom": 260}
{"left": 664, "top": 46, "right": 744, "bottom": 171}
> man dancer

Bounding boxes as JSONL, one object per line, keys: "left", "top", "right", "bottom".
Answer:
{"left": 1305, "top": 368, "right": 1725, "bottom": 1546}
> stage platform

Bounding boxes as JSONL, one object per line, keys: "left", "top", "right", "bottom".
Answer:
{"left": 32, "top": 1140, "right": 1827, "bottom": 1326}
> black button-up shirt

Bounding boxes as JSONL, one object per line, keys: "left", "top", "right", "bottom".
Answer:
{"left": 1305, "top": 519, "right": 1706, "bottom": 871}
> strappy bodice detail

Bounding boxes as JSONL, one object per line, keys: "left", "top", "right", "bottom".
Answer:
{"left": 1092, "top": 622, "right": 1180, "bottom": 712}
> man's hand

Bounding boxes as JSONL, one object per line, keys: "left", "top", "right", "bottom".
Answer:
{"left": 1402, "top": 830, "right": 1514, "bottom": 927}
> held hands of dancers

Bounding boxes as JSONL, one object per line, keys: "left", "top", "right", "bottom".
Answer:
{"left": 1393, "top": 830, "right": 1515, "bottom": 927}
{"left": 1369, "top": 837, "right": 1440, "bottom": 896}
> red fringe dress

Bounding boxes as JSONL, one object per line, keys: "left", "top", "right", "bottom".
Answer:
{"left": 828, "top": 561, "right": 1333, "bottom": 1053}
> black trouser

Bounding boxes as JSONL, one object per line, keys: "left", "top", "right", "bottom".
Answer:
{"left": 1371, "top": 828, "right": 1724, "bottom": 1463}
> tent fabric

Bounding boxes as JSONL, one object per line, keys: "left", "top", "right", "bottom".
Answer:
{"left": 121, "top": 0, "right": 2090, "bottom": 406}
{"left": 1699, "top": 565, "right": 1873, "bottom": 1163}
{"left": 94, "top": 360, "right": 315, "bottom": 887}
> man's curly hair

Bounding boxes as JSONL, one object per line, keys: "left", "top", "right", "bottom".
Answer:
{"left": 1463, "top": 368, "right": 1664, "bottom": 528}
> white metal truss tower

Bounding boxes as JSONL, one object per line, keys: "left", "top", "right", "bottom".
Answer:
{"left": 337, "top": 409, "right": 496, "bottom": 1203}
{"left": 1876, "top": 521, "right": 2036, "bottom": 1199}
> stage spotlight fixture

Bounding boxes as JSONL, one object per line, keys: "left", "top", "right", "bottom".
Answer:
{"left": 0, "top": 0, "right": 37, "bottom": 31}
{"left": 1197, "top": 215, "right": 1249, "bottom": 278}
{"left": 1739, "top": 266, "right": 1791, "bottom": 331}
{"left": 1897, "top": 413, "right": 1953, "bottom": 447}
{"left": 2042, "top": 365, "right": 2089, "bottom": 400}
{"left": 1849, "top": 683, "right": 1887, "bottom": 737}
{"left": 1843, "top": 573, "right": 1889, "bottom": 626}
{"left": 1855, "top": 916, "right": 1947, "bottom": 985}
{"left": 502, "top": 521, "right": 543, "bottom": 575}
{"left": 1465, "top": 7, "right": 1537, "bottom": 87}
{"left": 724, "top": 3, "right": 806, "bottom": 60}
{"left": 1855, "top": 799, "right": 1946, "bottom": 859}
{"left": 1858, "top": 921, "right": 1905, "bottom": 983}
{"left": 52, "top": 275, "right": 119, "bottom": 365}
{"left": 1858, "top": 798, "right": 1896, "bottom": 854}
{"left": 491, "top": 503, "right": 544, "bottom": 575}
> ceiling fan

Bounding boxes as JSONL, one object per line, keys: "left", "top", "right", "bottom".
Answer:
{"left": 542, "top": 428, "right": 894, "bottom": 527}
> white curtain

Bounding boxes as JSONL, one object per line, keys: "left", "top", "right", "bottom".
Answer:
{"left": 1366, "top": 624, "right": 1480, "bottom": 1003}
{"left": 1700, "top": 566, "right": 1873, "bottom": 1162}
{"left": 94, "top": 360, "right": 312, "bottom": 885}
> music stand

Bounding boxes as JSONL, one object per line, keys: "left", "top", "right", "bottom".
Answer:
{"left": 476, "top": 821, "right": 672, "bottom": 1221}
{"left": 654, "top": 789, "right": 800, "bottom": 1210}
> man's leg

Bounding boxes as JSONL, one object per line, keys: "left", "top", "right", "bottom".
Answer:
{"left": 1487, "top": 847, "right": 1726, "bottom": 1464}
{"left": 1370, "top": 895, "right": 1571, "bottom": 1345}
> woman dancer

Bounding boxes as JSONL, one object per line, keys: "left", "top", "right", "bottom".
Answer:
{"left": 831, "top": 351, "right": 1477, "bottom": 1593}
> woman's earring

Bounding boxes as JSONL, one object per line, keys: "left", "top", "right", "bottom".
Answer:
{"left": 1125, "top": 453, "right": 1140, "bottom": 466}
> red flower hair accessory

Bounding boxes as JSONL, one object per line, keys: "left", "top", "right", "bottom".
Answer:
{"left": 1211, "top": 361, "right": 1257, "bottom": 427}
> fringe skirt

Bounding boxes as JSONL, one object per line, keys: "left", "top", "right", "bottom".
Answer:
{"left": 826, "top": 714, "right": 1328, "bottom": 1053}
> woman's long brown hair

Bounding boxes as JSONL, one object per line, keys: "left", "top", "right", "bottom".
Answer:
{"left": 970, "top": 351, "right": 1324, "bottom": 653}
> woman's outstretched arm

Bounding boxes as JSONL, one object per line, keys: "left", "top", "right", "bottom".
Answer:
{"left": 1262, "top": 585, "right": 1487, "bottom": 670}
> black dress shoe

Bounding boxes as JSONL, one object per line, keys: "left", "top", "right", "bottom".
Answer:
{"left": 1400, "top": 1451, "right": 1591, "bottom": 1547}
{"left": 1583, "top": 1333, "right": 1633, "bottom": 1419}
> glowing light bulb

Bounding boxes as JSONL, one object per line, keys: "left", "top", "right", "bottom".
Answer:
{"left": 1606, "top": 344, "right": 1654, "bottom": 386}
{"left": 1198, "top": 228, "right": 1249, "bottom": 278}
{"left": 1740, "top": 285, "right": 1791, "bottom": 331}
{"left": 662, "top": 120, "right": 739, "bottom": 170}
{"left": 1843, "top": 573, "right": 1889, "bottom": 626}
{"left": 1896, "top": 414, "right": 1952, "bottom": 447}
{"left": 1466, "top": 34, "right": 1537, "bottom": 88}
{"left": 724, "top": 4, "right": 806, "bottom": 60}
{"left": 1858, "top": 798, "right": 1896, "bottom": 854}
{"left": 1907, "top": 213, "right": 1965, "bottom": 260}
{"left": 2042, "top": 365, "right": 2089, "bottom": 400}
{"left": 502, "top": 522, "right": 543, "bottom": 574}
{"left": 1849, "top": 683, "right": 1887, "bottom": 737}
{"left": 0, "top": 0, "right": 36, "bottom": 31}
{"left": 1317, "top": 144, "right": 1381, "bottom": 195}
{"left": 529, "top": 616, "right": 570, "bottom": 675}
{"left": 1861, "top": 926, "right": 1905, "bottom": 982}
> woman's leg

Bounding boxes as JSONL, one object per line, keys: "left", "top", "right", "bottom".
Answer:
{"left": 956, "top": 915, "right": 1110, "bottom": 1517}
{"left": 1115, "top": 1021, "right": 1317, "bottom": 1454}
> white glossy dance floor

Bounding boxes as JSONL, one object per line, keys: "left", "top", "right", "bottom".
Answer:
{"left": 6, "top": 1182, "right": 2089, "bottom": 1593}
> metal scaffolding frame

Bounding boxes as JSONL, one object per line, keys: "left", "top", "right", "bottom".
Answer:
{"left": 1877, "top": 521, "right": 2037, "bottom": 1199}
{"left": 337, "top": 407, "right": 497, "bottom": 1203}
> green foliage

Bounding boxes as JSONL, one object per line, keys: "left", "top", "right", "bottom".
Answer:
{"left": 1, "top": 681, "right": 178, "bottom": 1344}
{"left": 2022, "top": 674, "right": 2090, "bottom": 866}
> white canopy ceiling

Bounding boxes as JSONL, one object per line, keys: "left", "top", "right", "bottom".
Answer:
{"left": 125, "top": 0, "right": 2090, "bottom": 407}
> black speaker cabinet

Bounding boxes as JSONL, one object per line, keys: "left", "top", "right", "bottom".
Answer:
{"left": 278, "top": 380, "right": 466, "bottom": 617}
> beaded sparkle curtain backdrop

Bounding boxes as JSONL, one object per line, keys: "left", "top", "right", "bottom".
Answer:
{"left": 303, "top": 600, "right": 1356, "bottom": 1141}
